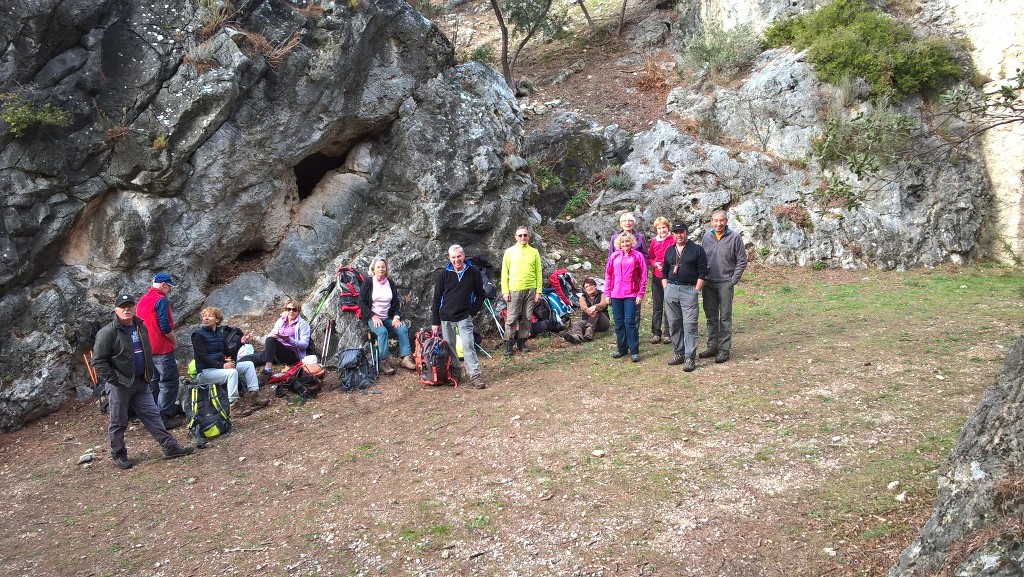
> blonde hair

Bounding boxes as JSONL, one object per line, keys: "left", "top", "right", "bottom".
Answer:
{"left": 368, "top": 257, "right": 388, "bottom": 277}
{"left": 652, "top": 216, "right": 670, "bottom": 231}
{"left": 200, "top": 306, "right": 224, "bottom": 324}
{"left": 614, "top": 232, "right": 637, "bottom": 249}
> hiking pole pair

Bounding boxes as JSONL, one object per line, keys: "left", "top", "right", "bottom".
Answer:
{"left": 483, "top": 298, "right": 505, "bottom": 341}
{"left": 308, "top": 277, "right": 337, "bottom": 325}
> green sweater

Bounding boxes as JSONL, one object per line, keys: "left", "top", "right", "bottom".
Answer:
{"left": 501, "top": 243, "right": 542, "bottom": 293}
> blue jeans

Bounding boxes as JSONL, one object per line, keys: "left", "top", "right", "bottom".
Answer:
{"left": 149, "top": 353, "right": 180, "bottom": 419}
{"left": 611, "top": 297, "right": 639, "bottom": 355}
{"left": 368, "top": 318, "right": 412, "bottom": 360}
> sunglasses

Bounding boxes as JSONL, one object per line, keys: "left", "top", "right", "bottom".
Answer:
{"left": 516, "top": 233, "right": 529, "bottom": 238}
{"left": 284, "top": 307, "right": 298, "bottom": 312}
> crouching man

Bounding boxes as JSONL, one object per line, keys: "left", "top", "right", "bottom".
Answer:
{"left": 92, "top": 293, "right": 195, "bottom": 469}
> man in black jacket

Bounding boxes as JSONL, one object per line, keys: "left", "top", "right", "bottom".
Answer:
{"left": 430, "top": 245, "right": 487, "bottom": 389}
{"left": 662, "top": 223, "right": 709, "bottom": 372}
{"left": 92, "top": 293, "right": 194, "bottom": 469}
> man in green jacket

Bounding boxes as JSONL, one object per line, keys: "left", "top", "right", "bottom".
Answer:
{"left": 501, "top": 226, "right": 543, "bottom": 357}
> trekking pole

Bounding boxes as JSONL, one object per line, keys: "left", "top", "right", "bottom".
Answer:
{"left": 323, "top": 319, "right": 335, "bottom": 362}
{"left": 308, "top": 278, "right": 337, "bottom": 325}
{"left": 484, "top": 299, "right": 505, "bottom": 341}
{"left": 83, "top": 353, "right": 98, "bottom": 388}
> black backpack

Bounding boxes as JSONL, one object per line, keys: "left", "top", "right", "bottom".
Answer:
{"left": 221, "top": 326, "right": 245, "bottom": 359}
{"left": 183, "top": 380, "right": 232, "bottom": 446}
{"left": 336, "top": 266, "right": 366, "bottom": 319}
{"left": 337, "top": 348, "right": 377, "bottom": 393}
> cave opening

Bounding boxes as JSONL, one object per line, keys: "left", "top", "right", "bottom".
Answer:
{"left": 294, "top": 151, "right": 346, "bottom": 199}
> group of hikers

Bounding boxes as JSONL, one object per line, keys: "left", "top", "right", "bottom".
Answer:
{"left": 90, "top": 209, "right": 746, "bottom": 469}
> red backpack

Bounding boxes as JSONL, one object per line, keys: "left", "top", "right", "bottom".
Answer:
{"left": 548, "top": 269, "right": 580, "bottom": 308}
{"left": 414, "top": 329, "right": 461, "bottom": 387}
{"left": 336, "top": 266, "right": 366, "bottom": 319}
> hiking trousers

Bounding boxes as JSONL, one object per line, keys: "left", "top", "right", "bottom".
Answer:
{"left": 703, "top": 281, "right": 735, "bottom": 352}
{"left": 665, "top": 283, "right": 700, "bottom": 359}
{"left": 109, "top": 377, "right": 176, "bottom": 458}
{"left": 441, "top": 317, "right": 480, "bottom": 378}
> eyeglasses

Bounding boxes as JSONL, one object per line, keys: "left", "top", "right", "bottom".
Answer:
{"left": 284, "top": 307, "right": 298, "bottom": 312}
{"left": 516, "top": 234, "right": 529, "bottom": 238}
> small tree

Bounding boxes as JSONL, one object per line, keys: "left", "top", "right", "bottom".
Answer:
{"left": 488, "top": 0, "right": 558, "bottom": 95}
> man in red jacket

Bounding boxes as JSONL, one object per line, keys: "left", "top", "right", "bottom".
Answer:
{"left": 136, "top": 272, "right": 182, "bottom": 428}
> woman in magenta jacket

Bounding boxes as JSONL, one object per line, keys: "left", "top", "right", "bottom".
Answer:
{"left": 604, "top": 232, "right": 648, "bottom": 362}
{"left": 648, "top": 216, "right": 673, "bottom": 344}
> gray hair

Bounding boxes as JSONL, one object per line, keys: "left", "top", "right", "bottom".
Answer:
{"left": 711, "top": 209, "right": 728, "bottom": 220}
{"left": 447, "top": 244, "right": 465, "bottom": 256}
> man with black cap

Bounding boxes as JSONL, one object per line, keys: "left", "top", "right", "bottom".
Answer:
{"left": 137, "top": 271, "right": 182, "bottom": 428}
{"left": 661, "top": 222, "right": 708, "bottom": 372}
{"left": 92, "top": 293, "right": 194, "bottom": 469}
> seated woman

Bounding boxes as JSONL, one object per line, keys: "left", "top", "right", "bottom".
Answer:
{"left": 359, "top": 257, "right": 416, "bottom": 375}
{"left": 191, "top": 307, "right": 267, "bottom": 414}
{"left": 259, "top": 299, "right": 311, "bottom": 374}
{"left": 561, "top": 278, "right": 610, "bottom": 344}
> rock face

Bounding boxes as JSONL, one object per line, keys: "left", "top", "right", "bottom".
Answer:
{"left": 889, "top": 337, "right": 1024, "bottom": 576}
{"left": 570, "top": 47, "right": 993, "bottom": 269}
{"left": 0, "top": 0, "right": 529, "bottom": 431}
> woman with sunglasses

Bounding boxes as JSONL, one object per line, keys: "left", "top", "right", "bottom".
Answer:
{"left": 260, "top": 299, "right": 310, "bottom": 374}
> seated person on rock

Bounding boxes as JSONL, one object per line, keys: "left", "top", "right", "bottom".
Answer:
{"left": 257, "top": 299, "right": 311, "bottom": 374}
{"left": 191, "top": 307, "right": 267, "bottom": 414}
{"left": 562, "top": 278, "right": 610, "bottom": 344}
{"left": 359, "top": 257, "right": 416, "bottom": 375}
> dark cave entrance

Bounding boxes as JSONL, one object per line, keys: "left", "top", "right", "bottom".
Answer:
{"left": 294, "top": 151, "right": 346, "bottom": 199}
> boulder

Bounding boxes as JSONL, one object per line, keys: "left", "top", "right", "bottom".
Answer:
{"left": 890, "top": 337, "right": 1024, "bottom": 576}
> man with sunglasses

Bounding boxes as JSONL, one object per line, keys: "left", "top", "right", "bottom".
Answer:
{"left": 500, "top": 226, "right": 543, "bottom": 358}
{"left": 137, "top": 272, "right": 183, "bottom": 429}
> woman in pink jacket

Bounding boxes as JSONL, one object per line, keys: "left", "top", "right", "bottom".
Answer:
{"left": 604, "top": 232, "right": 648, "bottom": 362}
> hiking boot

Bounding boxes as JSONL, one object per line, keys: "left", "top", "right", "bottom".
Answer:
{"left": 668, "top": 354, "right": 685, "bottom": 366}
{"left": 661, "top": 336, "right": 672, "bottom": 344}
{"left": 631, "top": 354, "right": 641, "bottom": 363}
{"left": 162, "top": 414, "right": 185, "bottom": 430}
{"left": 516, "top": 338, "right": 530, "bottom": 353}
{"left": 162, "top": 444, "right": 195, "bottom": 460}
{"left": 257, "top": 370, "right": 271, "bottom": 388}
{"left": 246, "top": 389, "right": 269, "bottom": 409}
{"left": 112, "top": 454, "right": 133, "bottom": 470}
{"left": 230, "top": 400, "right": 253, "bottom": 418}
{"left": 612, "top": 350, "right": 627, "bottom": 359}
{"left": 682, "top": 357, "right": 696, "bottom": 372}
{"left": 401, "top": 355, "right": 417, "bottom": 371}
{"left": 715, "top": 350, "right": 730, "bottom": 364}
{"left": 380, "top": 358, "right": 396, "bottom": 375}
{"left": 504, "top": 340, "right": 515, "bottom": 358}
{"left": 698, "top": 349, "right": 718, "bottom": 359}
{"left": 649, "top": 335, "right": 662, "bottom": 345}
{"left": 583, "top": 329, "right": 594, "bottom": 341}
{"left": 561, "top": 333, "right": 580, "bottom": 345}
{"left": 470, "top": 374, "right": 487, "bottom": 389}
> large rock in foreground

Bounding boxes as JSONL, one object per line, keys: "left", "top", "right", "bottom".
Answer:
{"left": 890, "top": 337, "right": 1024, "bottom": 576}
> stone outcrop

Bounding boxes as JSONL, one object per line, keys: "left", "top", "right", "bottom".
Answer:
{"left": 0, "top": 0, "right": 529, "bottom": 431}
{"left": 568, "top": 47, "right": 993, "bottom": 269}
{"left": 889, "top": 337, "right": 1024, "bottom": 576}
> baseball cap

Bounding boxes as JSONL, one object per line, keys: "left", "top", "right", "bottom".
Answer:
{"left": 671, "top": 222, "right": 689, "bottom": 232}
{"left": 114, "top": 294, "right": 136, "bottom": 307}
{"left": 153, "top": 272, "right": 177, "bottom": 286}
